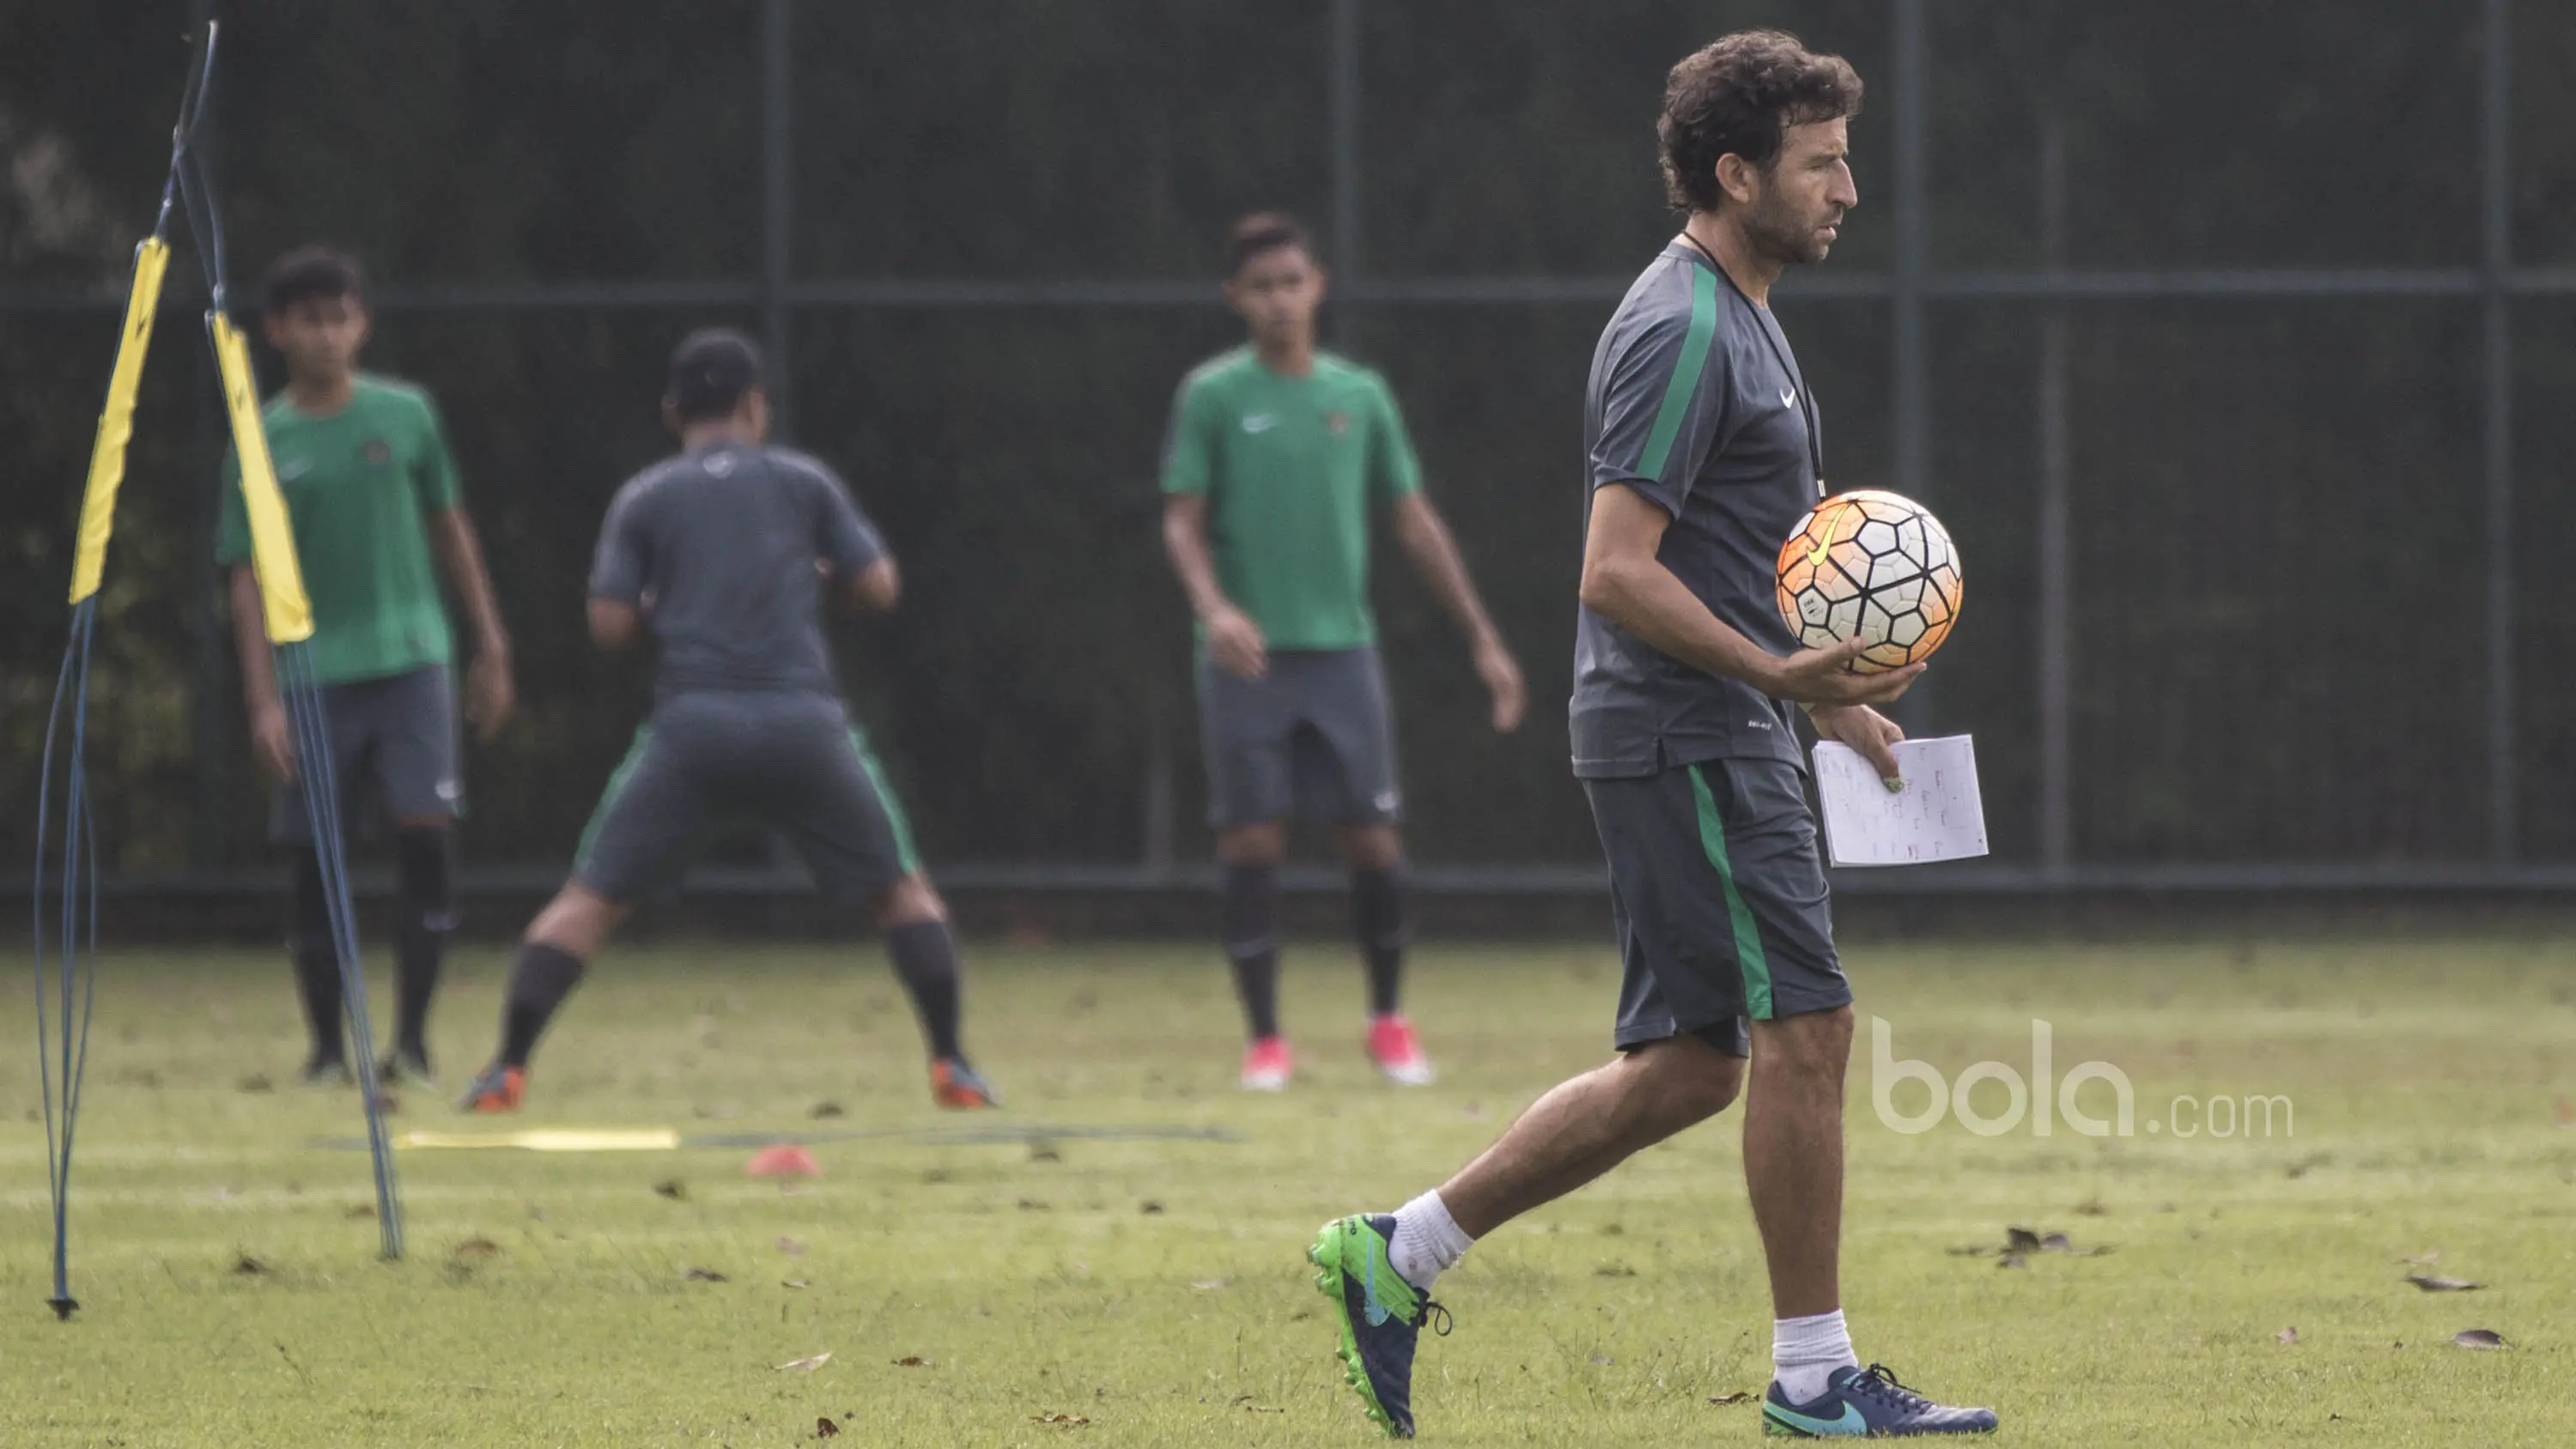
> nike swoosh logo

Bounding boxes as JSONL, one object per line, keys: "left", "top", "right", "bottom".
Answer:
{"left": 278, "top": 459, "right": 313, "bottom": 480}
{"left": 1780, "top": 389, "right": 1799, "bottom": 409}
{"left": 1242, "top": 415, "right": 1279, "bottom": 433}
{"left": 1765, "top": 1400, "right": 1870, "bottom": 1434}
{"left": 1806, "top": 542, "right": 1832, "bottom": 567}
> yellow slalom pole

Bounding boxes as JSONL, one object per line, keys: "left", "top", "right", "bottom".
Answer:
{"left": 206, "top": 312, "right": 313, "bottom": 644}
{"left": 65, "top": 239, "right": 173, "bottom": 605}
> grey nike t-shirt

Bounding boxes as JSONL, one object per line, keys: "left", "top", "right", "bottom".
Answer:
{"left": 1571, "top": 240, "right": 1825, "bottom": 779}
{"left": 589, "top": 440, "right": 885, "bottom": 700}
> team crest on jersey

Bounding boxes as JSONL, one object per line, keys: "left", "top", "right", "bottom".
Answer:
{"left": 362, "top": 438, "right": 392, "bottom": 465}
{"left": 1325, "top": 410, "right": 1351, "bottom": 436}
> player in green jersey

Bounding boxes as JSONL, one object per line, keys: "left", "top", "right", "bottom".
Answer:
{"left": 1161, "top": 213, "right": 1526, "bottom": 1091}
{"left": 217, "top": 247, "right": 515, "bottom": 1089}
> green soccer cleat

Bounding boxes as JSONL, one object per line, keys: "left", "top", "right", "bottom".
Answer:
{"left": 1309, "top": 1214, "right": 1450, "bottom": 1438}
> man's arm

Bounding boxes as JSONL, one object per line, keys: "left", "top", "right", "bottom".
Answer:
{"left": 1389, "top": 492, "right": 1526, "bottom": 731}
{"left": 228, "top": 565, "right": 295, "bottom": 782}
{"left": 587, "top": 597, "right": 643, "bottom": 652}
{"left": 833, "top": 557, "right": 901, "bottom": 615}
{"left": 428, "top": 507, "right": 514, "bottom": 739}
{"left": 1160, "top": 494, "right": 1267, "bottom": 680}
{"left": 1578, "top": 482, "right": 1917, "bottom": 710}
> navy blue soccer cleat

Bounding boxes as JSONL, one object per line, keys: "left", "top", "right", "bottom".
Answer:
{"left": 1309, "top": 1214, "right": 1451, "bottom": 1438}
{"left": 1764, "top": 1363, "right": 1998, "bottom": 1437}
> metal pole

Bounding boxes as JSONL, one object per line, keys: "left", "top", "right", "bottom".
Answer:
{"left": 2037, "top": 117, "right": 2072, "bottom": 876}
{"left": 2482, "top": 0, "right": 2515, "bottom": 863}
{"left": 187, "top": 0, "right": 225, "bottom": 870}
{"left": 1328, "top": 0, "right": 1360, "bottom": 348}
{"left": 762, "top": 0, "right": 794, "bottom": 435}
{"left": 1890, "top": 0, "right": 1929, "bottom": 732}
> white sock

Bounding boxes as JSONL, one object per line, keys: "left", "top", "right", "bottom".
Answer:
{"left": 1772, "top": 1308, "right": 1858, "bottom": 1404}
{"left": 1387, "top": 1190, "right": 1473, "bottom": 1292}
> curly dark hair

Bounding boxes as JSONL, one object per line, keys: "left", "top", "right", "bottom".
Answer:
{"left": 1658, "top": 32, "right": 1863, "bottom": 215}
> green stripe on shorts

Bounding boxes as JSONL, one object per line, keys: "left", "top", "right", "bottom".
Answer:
{"left": 1686, "top": 763, "right": 1774, "bottom": 1020}
{"left": 848, "top": 729, "right": 921, "bottom": 876}
{"left": 575, "top": 725, "right": 654, "bottom": 868}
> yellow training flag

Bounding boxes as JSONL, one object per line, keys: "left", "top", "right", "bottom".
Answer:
{"left": 67, "top": 238, "right": 173, "bottom": 604}
{"left": 208, "top": 312, "right": 313, "bottom": 645}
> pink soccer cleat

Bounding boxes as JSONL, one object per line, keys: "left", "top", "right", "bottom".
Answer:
{"left": 1241, "top": 1034, "right": 1294, "bottom": 1091}
{"left": 1366, "top": 1015, "right": 1436, "bottom": 1086}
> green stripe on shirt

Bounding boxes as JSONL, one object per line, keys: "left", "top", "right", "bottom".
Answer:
{"left": 1636, "top": 267, "right": 1719, "bottom": 482}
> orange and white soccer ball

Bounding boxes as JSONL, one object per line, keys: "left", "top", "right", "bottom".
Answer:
{"left": 1773, "top": 489, "right": 1962, "bottom": 674}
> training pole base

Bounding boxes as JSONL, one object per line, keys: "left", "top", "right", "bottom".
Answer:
{"left": 46, "top": 1297, "right": 79, "bottom": 1321}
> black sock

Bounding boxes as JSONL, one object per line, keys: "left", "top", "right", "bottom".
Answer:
{"left": 392, "top": 826, "right": 454, "bottom": 1060}
{"left": 1223, "top": 862, "right": 1282, "bottom": 1040}
{"left": 288, "top": 849, "right": 345, "bottom": 1064}
{"left": 885, "top": 919, "right": 965, "bottom": 1061}
{"left": 1352, "top": 864, "right": 1409, "bottom": 1016}
{"left": 499, "top": 942, "right": 586, "bottom": 1070}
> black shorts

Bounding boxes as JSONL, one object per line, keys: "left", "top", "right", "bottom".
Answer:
{"left": 1583, "top": 756, "right": 1850, "bottom": 1057}
{"left": 271, "top": 664, "right": 461, "bottom": 844}
{"left": 1195, "top": 646, "right": 1401, "bottom": 828}
{"left": 573, "top": 691, "right": 920, "bottom": 906}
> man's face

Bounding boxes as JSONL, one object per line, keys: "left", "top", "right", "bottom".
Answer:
{"left": 1737, "top": 117, "right": 1857, "bottom": 265}
{"left": 262, "top": 294, "right": 368, "bottom": 385}
{"left": 1224, "top": 244, "right": 1326, "bottom": 347}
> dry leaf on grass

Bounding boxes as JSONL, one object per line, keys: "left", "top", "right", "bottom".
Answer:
{"left": 814, "top": 1416, "right": 841, "bottom": 1438}
{"left": 1709, "top": 1391, "right": 1757, "bottom": 1406}
{"left": 2275, "top": 1327, "right": 2300, "bottom": 1344}
{"left": 2397, "top": 1251, "right": 2440, "bottom": 1266}
{"left": 1017, "top": 1197, "right": 1051, "bottom": 1212}
{"left": 811, "top": 1100, "right": 846, "bottom": 1119}
{"left": 776, "top": 1352, "right": 833, "bottom": 1372}
{"left": 2453, "top": 1329, "right": 2508, "bottom": 1350}
{"left": 891, "top": 1355, "right": 930, "bottom": 1367}
{"left": 782, "top": 1279, "right": 811, "bottom": 1290}
{"left": 452, "top": 1238, "right": 502, "bottom": 1260}
{"left": 1030, "top": 1414, "right": 1091, "bottom": 1426}
{"left": 777, "top": 1236, "right": 807, "bottom": 1256}
{"left": 682, "top": 1266, "right": 729, "bottom": 1282}
{"left": 2005, "top": 1227, "right": 2043, "bottom": 1253}
{"left": 1139, "top": 1200, "right": 1165, "bottom": 1216}
{"left": 2407, "top": 1274, "right": 2482, "bottom": 1293}
{"left": 1191, "top": 1279, "right": 1230, "bottom": 1291}
{"left": 653, "top": 1179, "right": 687, "bottom": 1201}
{"left": 344, "top": 1204, "right": 376, "bottom": 1221}
{"left": 232, "top": 1252, "right": 270, "bottom": 1276}
{"left": 237, "top": 1074, "right": 274, "bottom": 1094}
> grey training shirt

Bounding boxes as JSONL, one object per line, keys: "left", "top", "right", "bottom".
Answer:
{"left": 589, "top": 440, "right": 885, "bottom": 700}
{"left": 1571, "top": 239, "right": 1825, "bottom": 779}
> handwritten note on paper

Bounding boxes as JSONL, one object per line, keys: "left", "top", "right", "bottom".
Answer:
{"left": 1812, "top": 735, "right": 1989, "bottom": 868}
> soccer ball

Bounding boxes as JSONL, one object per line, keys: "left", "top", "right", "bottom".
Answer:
{"left": 1773, "top": 489, "right": 1962, "bottom": 674}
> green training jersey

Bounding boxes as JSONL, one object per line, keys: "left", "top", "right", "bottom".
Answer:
{"left": 1160, "top": 347, "right": 1422, "bottom": 650}
{"left": 215, "top": 373, "right": 462, "bottom": 686}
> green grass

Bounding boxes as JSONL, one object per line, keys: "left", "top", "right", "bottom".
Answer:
{"left": 5, "top": 937, "right": 2573, "bottom": 1446}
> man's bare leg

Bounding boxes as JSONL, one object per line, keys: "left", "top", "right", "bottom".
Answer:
{"left": 1742, "top": 1005, "right": 1852, "bottom": 1318}
{"left": 1419, "top": 1033, "right": 1742, "bottom": 1246}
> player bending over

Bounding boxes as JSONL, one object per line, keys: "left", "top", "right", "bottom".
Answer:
{"left": 1161, "top": 212, "right": 1525, "bottom": 1092}
{"left": 459, "top": 330, "right": 993, "bottom": 1113}
{"left": 219, "top": 247, "right": 515, "bottom": 1089}
{"left": 1309, "top": 34, "right": 1996, "bottom": 1438}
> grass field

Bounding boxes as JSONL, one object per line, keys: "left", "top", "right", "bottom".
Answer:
{"left": 4, "top": 936, "right": 2573, "bottom": 1446}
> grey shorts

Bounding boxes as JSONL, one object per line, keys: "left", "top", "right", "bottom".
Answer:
{"left": 1583, "top": 756, "right": 1850, "bottom": 1057}
{"left": 573, "top": 691, "right": 920, "bottom": 906}
{"left": 271, "top": 664, "right": 461, "bottom": 845}
{"left": 1196, "top": 646, "right": 1400, "bottom": 828}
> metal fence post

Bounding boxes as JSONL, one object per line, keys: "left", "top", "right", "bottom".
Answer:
{"left": 1329, "top": 0, "right": 1360, "bottom": 348}
{"left": 1890, "top": 0, "right": 1930, "bottom": 733}
{"left": 2037, "top": 116, "right": 2073, "bottom": 876}
{"left": 762, "top": 0, "right": 794, "bottom": 434}
{"left": 2482, "top": 0, "right": 2516, "bottom": 864}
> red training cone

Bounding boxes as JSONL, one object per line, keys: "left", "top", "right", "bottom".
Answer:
{"left": 746, "top": 1143, "right": 821, "bottom": 1179}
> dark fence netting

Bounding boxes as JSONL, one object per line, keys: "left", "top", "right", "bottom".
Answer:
{"left": 3, "top": 0, "right": 2568, "bottom": 880}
